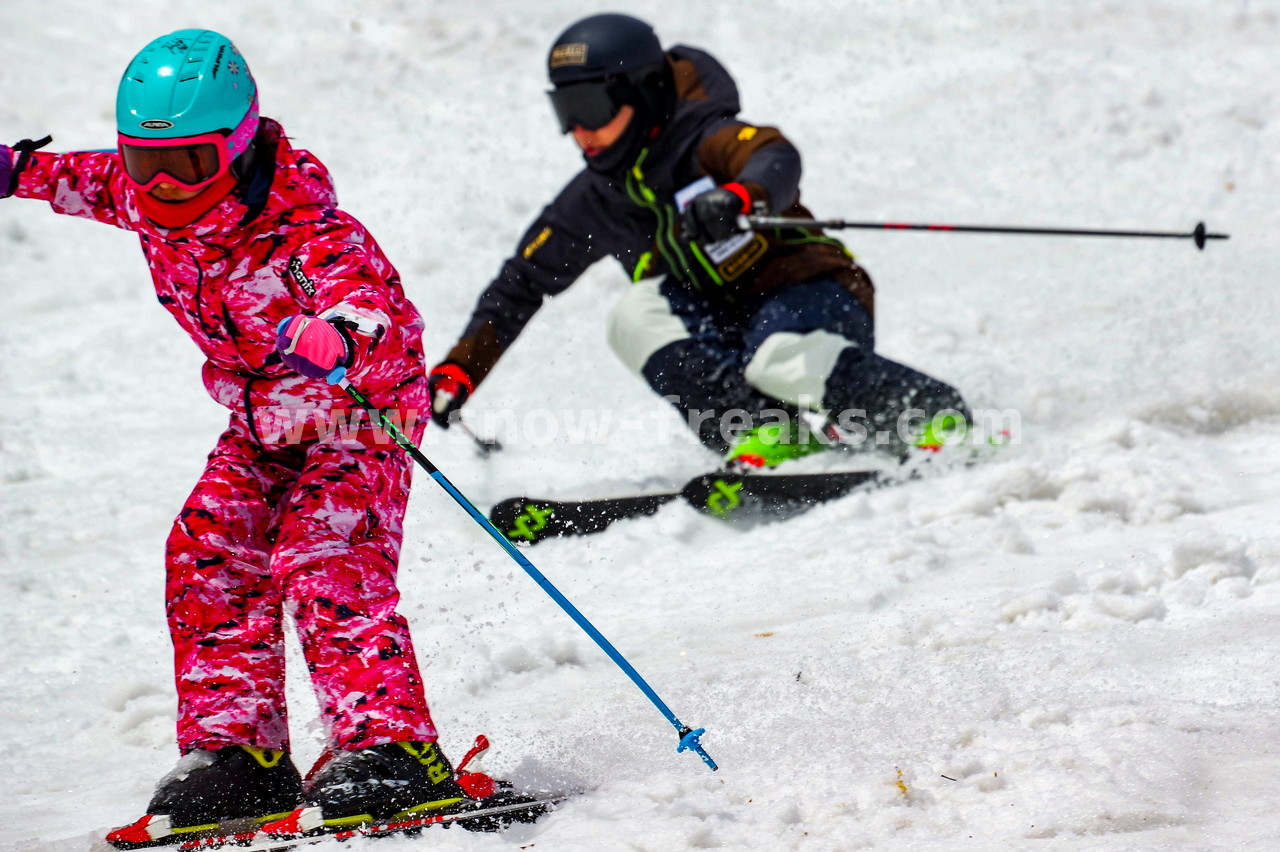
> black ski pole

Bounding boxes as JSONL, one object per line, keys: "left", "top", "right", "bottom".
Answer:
{"left": 458, "top": 419, "right": 503, "bottom": 456}
{"left": 739, "top": 215, "right": 1229, "bottom": 250}
{"left": 341, "top": 381, "right": 718, "bottom": 771}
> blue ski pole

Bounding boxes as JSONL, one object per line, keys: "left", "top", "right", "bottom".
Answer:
{"left": 343, "top": 382, "right": 717, "bottom": 771}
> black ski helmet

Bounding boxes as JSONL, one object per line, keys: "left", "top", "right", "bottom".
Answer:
{"left": 546, "top": 13, "right": 675, "bottom": 136}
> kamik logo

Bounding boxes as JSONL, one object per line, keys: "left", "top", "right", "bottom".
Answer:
{"left": 288, "top": 257, "right": 317, "bottom": 297}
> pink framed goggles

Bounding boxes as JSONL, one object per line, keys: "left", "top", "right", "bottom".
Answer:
{"left": 118, "top": 100, "right": 259, "bottom": 192}
{"left": 118, "top": 131, "right": 234, "bottom": 191}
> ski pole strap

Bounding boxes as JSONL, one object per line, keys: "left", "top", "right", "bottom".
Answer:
{"left": 4, "top": 134, "right": 52, "bottom": 197}
{"left": 738, "top": 215, "right": 1229, "bottom": 250}
{"left": 339, "top": 382, "right": 718, "bottom": 772}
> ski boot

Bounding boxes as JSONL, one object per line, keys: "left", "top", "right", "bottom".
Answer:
{"left": 899, "top": 410, "right": 1017, "bottom": 475}
{"left": 301, "top": 740, "right": 467, "bottom": 825}
{"left": 106, "top": 746, "right": 303, "bottom": 848}
{"left": 262, "top": 736, "right": 550, "bottom": 837}
{"left": 725, "top": 420, "right": 831, "bottom": 470}
{"left": 913, "top": 411, "right": 969, "bottom": 452}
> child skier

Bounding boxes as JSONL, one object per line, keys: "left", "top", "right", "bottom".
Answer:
{"left": 2, "top": 29, "right": 497, "bottom": 844}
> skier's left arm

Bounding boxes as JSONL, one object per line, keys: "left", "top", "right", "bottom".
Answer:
{"left": 681, "top": 120, "right": 802, "bottom": 242}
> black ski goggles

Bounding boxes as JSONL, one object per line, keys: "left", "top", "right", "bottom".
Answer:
{"left": 548, "top": 80, "right": 628, "bottom": 134}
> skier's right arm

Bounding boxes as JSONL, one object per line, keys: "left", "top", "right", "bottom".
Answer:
{"left": 2, "top": 137, "right": 135, "bottom": 231}
{"left": 428, "top": 176, "right": 609, "bottom": 428}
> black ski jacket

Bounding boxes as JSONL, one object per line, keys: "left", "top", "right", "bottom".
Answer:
{"left": 441, "top": 46, "right": 872, "bottom": 386}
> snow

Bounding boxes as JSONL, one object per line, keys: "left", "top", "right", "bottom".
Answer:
{"left": 2, "top": 0, "right": 1279, "bottom": 849}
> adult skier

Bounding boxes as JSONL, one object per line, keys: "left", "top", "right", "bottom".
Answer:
{"left": 2, "top": 29, "right": 512, "bottom": 845}
{"left": 427, "top": 13, "right": 969, "bottom": 466}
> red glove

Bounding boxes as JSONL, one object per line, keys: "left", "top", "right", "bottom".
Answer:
{"left": 427, "top": 363, "right": 475, "bottom": 429}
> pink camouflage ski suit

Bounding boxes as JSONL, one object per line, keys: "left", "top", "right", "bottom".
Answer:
{"left": 15, "top": 119, "right": 440, "bottom": 752}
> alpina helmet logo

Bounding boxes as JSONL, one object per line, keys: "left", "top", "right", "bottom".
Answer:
{"left": 550, "top": 43, "right": 588, "bottom": 67}
{"left": 140, "top": 119, "right": 174, "bottom": 130}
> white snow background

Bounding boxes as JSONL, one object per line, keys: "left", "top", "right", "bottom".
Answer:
{"left": 3, "top": 1, "right": 1280, "bottom": 849}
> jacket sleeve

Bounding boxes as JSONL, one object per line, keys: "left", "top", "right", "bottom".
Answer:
{"left": 286, "top": 213, "right": 420, "bottom": 384}
{"left": 694, "top": 119, "right": 801, "bottom": 214}
{"left": 13, "top": 149, "right": 137, "bottom": 231}
{"left": 440, "top": 173, "right": 611, "bottom": 386}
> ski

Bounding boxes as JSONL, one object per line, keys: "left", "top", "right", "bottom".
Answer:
{"left": 490, "top": 468, "right": 884, "bottom": 545}
{"left": 105, "top": 793, "right": 566, "bottom": 851}
{"left": 491, "top": 490, "right": 680, "bottom": 543}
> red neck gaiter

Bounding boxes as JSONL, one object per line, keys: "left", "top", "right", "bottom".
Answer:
{"left": 134, "top": 170, "right": 239, "bottom": 229}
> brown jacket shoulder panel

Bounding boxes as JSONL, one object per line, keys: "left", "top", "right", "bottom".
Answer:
{"left": 695, "top": 122, "right": 790, "bottom": 189}
{"left": 670, "top": 56, "right": 709, "bottom": 102}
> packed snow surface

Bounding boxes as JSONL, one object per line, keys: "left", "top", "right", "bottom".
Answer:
{"left": 3, "top": 1, "right": 1279, "bottom": 849}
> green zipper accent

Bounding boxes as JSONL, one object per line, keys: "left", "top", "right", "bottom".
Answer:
{"left": 687, "top": 241, "right": 726, "bottom": 287}
{"left": 623, "top": 149, "right": 791, "bottom": 290}
{"left": 775, "top": 228, "right": 856, "bottom": 260}
{"left": 625, "top": 149, "right": 710, "bottom": 289}
{"left": 632, "top": 250, "right": 654, "bottom": 282}
{"left": 658, "top": 201, "right": 703, "bottom": 285}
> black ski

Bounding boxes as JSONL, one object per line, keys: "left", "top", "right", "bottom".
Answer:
{"left": 490, "top": 491, "right": 678, "bottom": 543}
{"left": 682, "top": 469, "right": 881, "bottom": 519}
{"left": 489, "top": 469, "right": 883, "bottom": 545}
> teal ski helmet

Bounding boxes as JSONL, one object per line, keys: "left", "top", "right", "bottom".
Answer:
{"left": 117, "top": 29, "right": 259, "bottom": 186}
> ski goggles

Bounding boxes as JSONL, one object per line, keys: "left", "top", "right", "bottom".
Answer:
{"left": 118, "top": 131, "right": 237, "bottom": 192}
{"left": 548, "top": 79, "right": 629, "bottom": 134}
